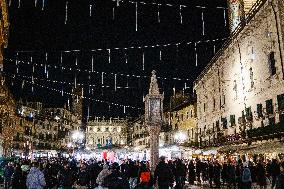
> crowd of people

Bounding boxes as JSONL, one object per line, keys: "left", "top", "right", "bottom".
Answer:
{"left": 2, "top": 156, "right": 284, "bottom": 189}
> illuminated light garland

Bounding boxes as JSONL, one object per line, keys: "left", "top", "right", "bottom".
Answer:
{"left": 64, "top": 1, "right": 68, "bottom": 25}
{"left": 2, "top": 72, "right": 142, "bottom": 110}
{"left": 14, "top": 37, "right": 226, "bottom": 53}
{"left": 5, "top": 58, "right": 193, "bottom": 82}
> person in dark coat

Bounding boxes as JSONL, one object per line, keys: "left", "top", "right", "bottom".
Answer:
{"left": 11, "top": 163, "right": 25, "bottom": 189}
{"left": 269, "top": 159, "right": 280, "bottom": 189}
{"left": 187, "top": 160, "right": 196, "bottom": 185}
{"left": 221, "top": 162, "right": 228, "bottom": 186}
{"left": 213, "top": 160, "right": 221, "bottom": 188}
{"left": 103, "top": 162, "right": 130, "bottom": 189}
{"left": 4, "top": 162, "right": 14, "bottom": 189}
{"left": 256, "top": 160, "right": 267, "bottom": 189}
{"left": 227, "top": 160, "right": 236, "bottom": 189}
{"left": 57, "top": 162, "right": 74, "bottom": 189}
{"left": 276, "top": 162, "right": 284, "bottom": 189}
{"left": 175, "top": 159, "right": 187, "bottom": 189}
{"left": 154, "top": 156, "right": 174, "bottom": 189}
{"left": 208, "top": 161, "right": 214, "bottom": 188}
{"left": 195, "top": 158, "right": 202, "bottom": 183}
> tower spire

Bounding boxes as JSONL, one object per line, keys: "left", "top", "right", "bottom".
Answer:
{"left": 149, "top": 70, "right": 160, "bottom": 95}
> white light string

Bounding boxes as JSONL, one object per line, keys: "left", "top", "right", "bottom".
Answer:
{"left": 14, "top": 37, "right": 227, "bottom": 53}
{"left": 5, "top": 57, "right": 193, "bottom": 82}
{"left": 64, "top": 1, "right": 68, "bottom": 25}
{"left": 3, "top": 72, "right": 142, "bottom": 110}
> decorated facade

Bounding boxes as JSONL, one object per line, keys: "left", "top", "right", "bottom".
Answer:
{"left": 194, "top": 0, "right": 284, "bottom": 150}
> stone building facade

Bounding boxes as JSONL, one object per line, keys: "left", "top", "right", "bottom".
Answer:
{"left": 194, "top": 0, "right": 284, "bottom": 147}
{"left": 86, "top": 117, "right": 128, "bottom": 149}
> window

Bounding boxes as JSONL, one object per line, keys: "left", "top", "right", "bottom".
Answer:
{"left": 269, "top": 52, "right": 276, "bottom": 75}
{"left": 233, "top": 80, "right": 237, "bottom": 99}
{"left": 266, "top": 99, "right": 274, "bottom": 114}
{"left": 257, "top": 104, "right": 263, "bottom": 117}
{"left": 222, "top": 117, "right": 227, "bottom": 129}
{"left": 245, "top": 107, "right": 252, "bottom": 120}
{"left": 230, "top": 115, "right": 236, "bottom": 126}
{"left": 279, "top": 114, "right": 284, "bottom": 124}
{"left": 249, "top": 67, "right": 254, "bottom": 89}
{"left": 268, "top": 117, "right": 275, "bottom": 125}
{"left": 277, "top": 94, "right": 284, "bottom": 111}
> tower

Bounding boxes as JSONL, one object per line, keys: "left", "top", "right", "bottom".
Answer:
{"left": 71, "top": 87, "right": 83, "bottom": 120}
{"left": 227, "top": 0, "right": 258, "bottom": 32}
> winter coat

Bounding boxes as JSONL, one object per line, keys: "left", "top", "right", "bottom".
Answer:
{"left": 103, "top": 170, "right": 130, "bottom": 189}
{"left": 26, "top": 167, "right": 46, "bottom": 189}
{"left": 154, "top": 161, "right": 174, "bottom": 186}
{"left": 276, "top": 173, "right": 284, "bottom": 189}
{"left": 96, "top": 168, "right": 111, "bottom": 185}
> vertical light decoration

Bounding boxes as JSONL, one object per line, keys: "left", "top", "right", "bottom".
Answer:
{"left": 34, "top": 0, "right": 37, "bottom": 7}
{"left": 125, "top": 51, "right": 128, "bottom": 64}
{"left": 142, "top": 51, "right": 145, "bottom": 71}
{"left": 123, "top": 106, "right": 126, "bottom": 114}
{"left": 31, "top": 56, "right": 34, "bottom": 93}
{"left": 116, "top": 0, "right": 120, "bottom": 7}
{"left": 87, "top": 105, "right": 90, "bottom": 121}
{"left": 195, "top": 42, "right": 198, "bottom": 66}
{"left": 179, "top": 5, "right": 183, "bottom": 24}
{"left": 213, "top": 44, "right": 216, "bottom": 54}
{"left": 201, "top": 8, "right": 205, "bottom": 36}
{"left": 75, "top": 56, "right": 78, "bottom": 66}
{"left": 61, "top": 88, "right": 64, "bottom": 96}
{"left": 114, "top": 74, "right": 117, "bottom": 91}
{"left": 67, "top": 98, "right": 70, "bottom": 108}
{"left": 42, "top": 0, "right": 45, "bottom": 10}
{"left": 81, "top": 88, "right": 84, "bottom": 98}
{"left": 74, "top": 74, "right": 77, "bottom": 88}
{"left": 90, "top": 5, "right": 93, "bottom": 17}
{"left": 9, "top": 0, "right": 11, "bottom": 7}
{"left": 16, "top": 52, "right": 19, "bottom": 74}
{"left": 157, "top": 4, "right": 161, "bottom": 23}
{"left": 112, "top": 7, "right": 115, "bottom": 20}
{"left": 223, "top": 8, "right": 227, "bottom": 26}
{"left": 108, "top": 49, "right": 111, "bottom": 64}
{"left": 159, "top": 49, "right": 162, "bottom": 61}
{"left": 21, "top": 80, "right": 25, "bottom": 89}
{"left": 64, "top": 1, "right": 68, "bottom": 25}
{"left": 135, "top": 2, "right": 138, "bottom": 31}
{"left": 18, "top": 0, "right": 21, "bottom": 8}
{"left": 91, "top": 55, "right": 94, "bottom": 72}
{"left": 101, "top": 72, "right": 104, "bottom": 85}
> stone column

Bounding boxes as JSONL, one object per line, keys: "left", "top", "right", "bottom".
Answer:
{"left": 148, "top": 125, "right": 161, "bottom": 172}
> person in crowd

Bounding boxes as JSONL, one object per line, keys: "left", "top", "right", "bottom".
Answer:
{"left": 242, "top": 162, "right": 252, "bottom": 189}
{"left": 11, "top": 163, "right": 25, "bottom": 189}
{"left": 103, "top": 162, "right": 130, "bottom": 189}
{"left": 227, "top": 160, "right": 236, "bottom": 189}
{"left": 213, "top": 160, "right": 221, "bottom": 188}
{"left": 168, "top": 160, "right": 175, "bottom": 188}
{"left": 221, "top": 161, "right": 228, "bottom": 186}
{"left": 187, "top": 160, "right": 196, "bottom": 185}
{"left": 154, "top": 156, "right": 174, "bottom": 189}
{"left": 174, "top": 158, "right": 187, "bottom": 189}
{"left": 269, "top": 159, "right": 280, "bottom": 189}
{"left": 26, "top": 161, "right": 46, "bottom": 189}
{"left": 208, "top": 160, "right": 214, "bottom": 188}
{"left": 57, "top": 162, "right": 74, "bottom": 189}
{"left": 135, "top": 162, "right": 152, "bottom": 189}
{"left": 236, "top": 160, "right": 243, "bottom": 189}
{"left": 4, "top": 162, "right": 14, "bottom": 189}
{"left": 256, "top": 160, "right": 268, "bottom": 189}
{"left": 76, "top": 162, "right": 90, "bottom": 189}
{"left": 127, "top": 160, "right": 139, "bottom": 189}
{"left": 276, "top": 162, "right": 284, "bottom": 189}
{"left": 195, "top": 158, "right": 202, "bottom": 183}
{"left": 96, "top": 164, "right": 112, "bottom": 187}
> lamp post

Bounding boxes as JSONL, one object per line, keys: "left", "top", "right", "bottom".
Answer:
{"left": 145, "top": 70, "right": 163, "bottom": 172}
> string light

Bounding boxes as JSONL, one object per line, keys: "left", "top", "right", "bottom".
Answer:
{"left": 42, "top": 0, "right": 45, "bottom": 10}
{"left": 2, "top": 72, "right": 142, "bottom": 110}
{"left": 135, "top": 2, "right": 138, "bottom": 31}
{"left": 18, "top": 0, "right": 21, "bottom": 8}
{"left": 64, "top": 1, "right": 68, "bottom": 25}
{"left": 90, "top": 5, "right": 93, "bottom": 17}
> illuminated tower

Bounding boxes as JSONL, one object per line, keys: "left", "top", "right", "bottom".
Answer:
{"left": 228, "top": 0, "right": 257, "bottom": 32}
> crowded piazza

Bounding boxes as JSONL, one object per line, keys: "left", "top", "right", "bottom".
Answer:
{"left": 0, "top": 0, "right": 284, "bottom": 188}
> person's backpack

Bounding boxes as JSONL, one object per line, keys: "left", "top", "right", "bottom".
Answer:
{"left": 242, "top": 168, "right": 252, "bottom": 183}
{"left": 140, "top": 171, "right": 151, "bottom": 183}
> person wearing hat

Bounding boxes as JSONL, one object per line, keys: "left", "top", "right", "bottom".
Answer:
{"left": 276, "top": 162, "right": 284, "bottom": 189}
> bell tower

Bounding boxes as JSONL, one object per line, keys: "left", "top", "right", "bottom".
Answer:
{"left": 228, "top": 0, "right": 257, "bottom": 32}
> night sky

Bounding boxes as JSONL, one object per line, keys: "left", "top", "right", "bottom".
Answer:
{"left": 3, "top": 0, "right": 229, "bottom": 119}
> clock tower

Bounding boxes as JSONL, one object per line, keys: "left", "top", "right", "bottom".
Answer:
{"left": 145, "top": 70, "right": 164, "bottom": 172}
